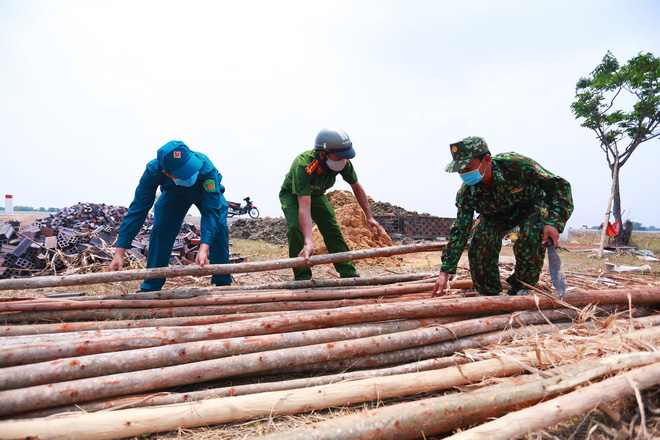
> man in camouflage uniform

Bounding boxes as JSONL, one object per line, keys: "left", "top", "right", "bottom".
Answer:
{"left": 432, "top": 136, "right": 573, "bottom": 296}
{"left": 280, "top": 127, "right": 382, "bottom": 280}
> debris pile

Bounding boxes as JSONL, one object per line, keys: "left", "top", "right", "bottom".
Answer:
{"left": 312, "top": 202, "right": 398, "bottom": 267}
{"left": 0, "top": 203, "right": 126, "bottom": 279}
{"left": 0, "top": 203, "right": 243, "bottom": 279}
{"left": 229, "top": 218, "right": 288, "bottom": 245}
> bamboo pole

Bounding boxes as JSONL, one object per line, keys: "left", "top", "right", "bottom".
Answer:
{"left": 446, "top": 362, "right": 660, "bottom": 440}
{"left": 0, "top": 310, "right": 580, "bottom": 415}
{"left": 3, "top": 353, "right": 659, "bottom": 440}
{"left": 2, "top": 288, "right": 658, "bottom": 366}
{"left": 0, "top": 242, "right": 446, "bottom": 291}
{"left": 257, "top": 354, "right": 660, "bottom": 440}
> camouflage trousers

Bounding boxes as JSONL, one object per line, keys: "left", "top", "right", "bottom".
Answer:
{"left": 468, "top": 204, "right": 548, "bottom": 295}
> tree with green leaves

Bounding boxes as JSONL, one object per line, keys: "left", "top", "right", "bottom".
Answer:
{"left": 571, "top": 50, "right": 660, "bottom": 247}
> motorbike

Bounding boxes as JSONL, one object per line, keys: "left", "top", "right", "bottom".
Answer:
{"left": 227, "top": 197, "right": 260, "bottom": 218}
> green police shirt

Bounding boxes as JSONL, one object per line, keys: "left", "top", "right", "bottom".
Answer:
{"left": 441, "top": 152, "right": 574, "bottom": 274}
{"left": 279, "top": 150, "right": 359, "bottom": 197}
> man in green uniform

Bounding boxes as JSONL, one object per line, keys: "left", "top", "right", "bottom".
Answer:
{"left": 280, "top": 127, "right": 382, "bottom": 280}
{"left": 432, "top": 136, "right": 573, "bottom": 297}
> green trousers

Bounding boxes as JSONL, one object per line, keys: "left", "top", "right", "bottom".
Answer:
{"left": 468, "top": 203, "right": 548, "bottom": 295}
{"left": 279, "top": 192, "right": 358, "bottom": 280}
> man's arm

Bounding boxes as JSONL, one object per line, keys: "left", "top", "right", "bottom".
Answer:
{"left": 109, "top": 247, "right": 127, "bottom": 271}
{"left": 433, "top": 201, "right": 474, "bottom": 297}
{"left": 350, "top": 182, "right": 382, "bottom": 237}
{"left": 297, "top": 195, "right": 314, "bottom": 263}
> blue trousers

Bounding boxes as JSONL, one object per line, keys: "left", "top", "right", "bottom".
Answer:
{"left": 141, "top": 191, "right": 232, "bottom": 291}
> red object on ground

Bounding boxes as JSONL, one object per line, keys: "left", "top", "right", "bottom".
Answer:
{"left": 606, "top": 221, "right": 620, "bottom": 237}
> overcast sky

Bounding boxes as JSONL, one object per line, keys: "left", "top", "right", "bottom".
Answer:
{"left": 1, "top": 0, "right": 659, "bottom": 229}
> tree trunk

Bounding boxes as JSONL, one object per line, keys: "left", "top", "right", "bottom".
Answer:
{"left": 611, "top": 158, "right": 631, "bottom": 245}
{"left": 598, "top": 156, "right": 619, "bottom": 257}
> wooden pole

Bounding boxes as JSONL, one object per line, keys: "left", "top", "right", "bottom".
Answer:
{"left": 257, "top": 354, "right": 660, "bottom": 440}
{"left": 0, "top": 242, "right": 446, "bottom": 291}
{"left": 0, "top": 282, "right": 436, "bottom": 312}
{"left": 0, "top": 317, "right": 459, "bottom": 391}
{"left": 3, "top": 353, "right": 659, "bottom": 440}
{"left": 2, "top": 288, "right": 659, "bottom": 367}
{"left": 445, "top": 362, "right": 660, "bottom": 440}
{"left": 0, "top": 311, "right": 581, "bottom": 415}
{"left": 31, "top": 323, "right": 562, "bottom": 417}
{"left": 0, "top": 352, "right": 545, "bottom": 439}
{"left": 200, "top": 272, "right": 441, "bottom": 291}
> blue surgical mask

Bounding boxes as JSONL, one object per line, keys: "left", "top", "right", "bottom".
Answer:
{"left": 459, "top": 162, "right": 485, "bottom": 185}
{"left": 173, "top": 171, "right": 199, "bottom": 187}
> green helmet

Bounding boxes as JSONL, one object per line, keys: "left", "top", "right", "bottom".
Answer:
{"left": 444, "top": 136, "right": 489, "bottom": 173}
{"left": 314, "top": 127, "right": 355, "bottom": 159}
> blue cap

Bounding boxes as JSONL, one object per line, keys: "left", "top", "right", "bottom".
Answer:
{"left": 157, "top": 141, "right": 203, "bottom": 179}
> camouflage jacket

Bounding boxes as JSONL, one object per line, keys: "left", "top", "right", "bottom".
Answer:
{"left": 441, "top": 152, "right": 573, "bottom": 273}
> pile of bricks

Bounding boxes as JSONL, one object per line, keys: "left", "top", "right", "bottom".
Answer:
{"left": 0, "top": 203, "right": 244, "bottom": 280}
{"left": 374, "top": 214, "right": 455, "bottom": 240}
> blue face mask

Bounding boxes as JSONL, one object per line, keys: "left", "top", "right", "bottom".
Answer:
{"left": 459, "top": 162, "right": 485, "bottom": 185}
{"left": 173, "top": 171, "right": 199, "bottom": 187}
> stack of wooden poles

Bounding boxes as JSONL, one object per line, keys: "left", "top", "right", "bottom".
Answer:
{"left": 0, "top": 243, "right": 658, "bottom": 440}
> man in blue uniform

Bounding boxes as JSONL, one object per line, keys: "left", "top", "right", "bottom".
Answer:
{"left": 109, "top": 141, "right": 232, "bottom": 291}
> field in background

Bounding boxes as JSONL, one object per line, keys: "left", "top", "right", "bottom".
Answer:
{"left": 2, "top": 213, "right": 659, "bottom": 279}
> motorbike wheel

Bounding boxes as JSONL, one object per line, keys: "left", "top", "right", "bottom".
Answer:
{"left": 228, "top": 211, "right": 235, "bottom": 218}
{"left": 248, "top": 208, "right": 260, "bottom": 219}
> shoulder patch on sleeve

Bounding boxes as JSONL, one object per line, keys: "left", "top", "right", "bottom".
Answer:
{"left": 534, "top": 164, "right": 548, "bottom": 178}
{"left": 305, "top": 159, "right": 319, "bottom": 175}
{"left": 203, "top": 179, "right": 217, "bottom": 192}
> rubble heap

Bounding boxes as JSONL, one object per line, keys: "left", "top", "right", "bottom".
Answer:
{"left": 228, "top": 190, "right": 441, "bottom": 247}
{"left": 0, "top": 203, "right": 243, "bottom": 279}
{"left": 229, "top": 218, "right": 288, "bottom": 245}
{"left": 0, "top": 204, "right": 127, "bottom": 279}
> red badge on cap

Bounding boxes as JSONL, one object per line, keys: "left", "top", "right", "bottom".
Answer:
{"left": 173, "top": 151, "right": 181, "bottom": 159}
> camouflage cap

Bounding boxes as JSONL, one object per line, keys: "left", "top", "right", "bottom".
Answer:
{"left": 444, "top": 136, "right": 489, "bottom": 173}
